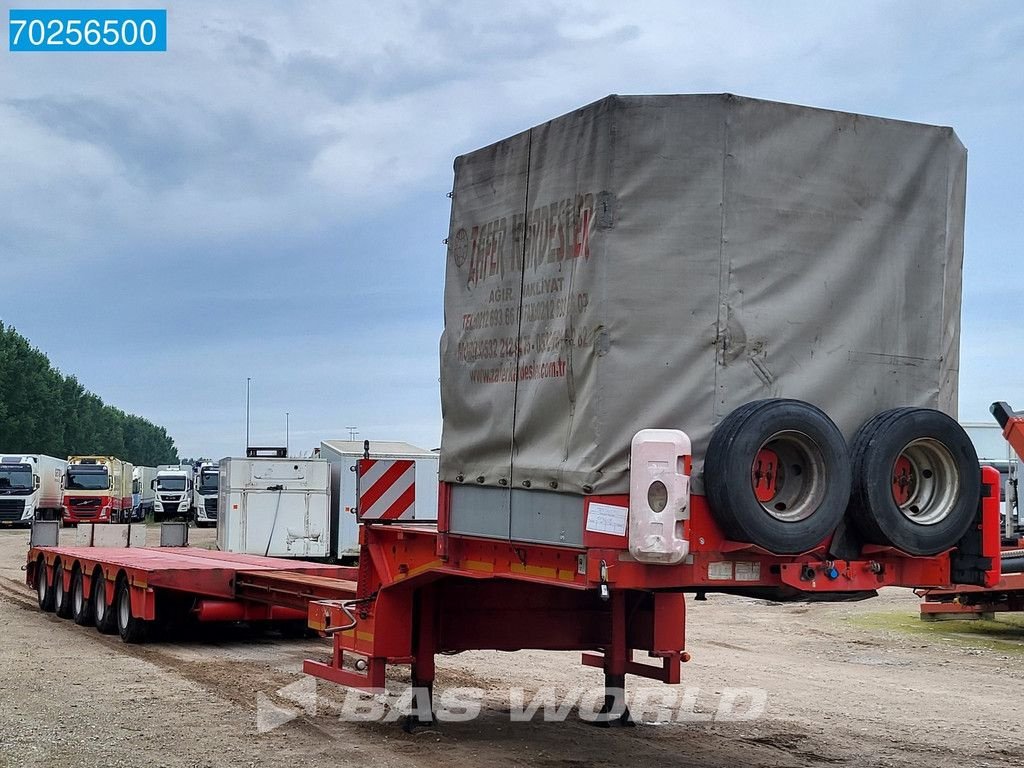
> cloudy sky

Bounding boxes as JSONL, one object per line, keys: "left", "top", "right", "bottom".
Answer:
{"left": 1, "top": 1, "right": 1022, "bottom": 459}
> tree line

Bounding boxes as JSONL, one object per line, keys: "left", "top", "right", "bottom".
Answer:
{"left": 0, "top": 322, "right": 178, "bottom": 466}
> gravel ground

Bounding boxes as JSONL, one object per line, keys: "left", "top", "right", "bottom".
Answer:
{"left": 1, "top": 526, "right": 1023, "bottom": 767}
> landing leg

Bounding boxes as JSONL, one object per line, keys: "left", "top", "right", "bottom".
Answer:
{"left": 403, "top": 675, "right": 435, "bottom": 732}
{"left": 404, "top": 586, "right": 437, "bottom": 732}
{"left": 593, "top": 672, "right": 634, "bottom": 727}
{"left": 590, "top": 591, "right": 634, "bottom": 727}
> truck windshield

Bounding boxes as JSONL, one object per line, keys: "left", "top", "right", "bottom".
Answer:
{"left": 198, "top": 471, "right": 218, "bottom": 493}
{"left": 67, "top": 467, "right": 109, "bottom": 490}
{"left": 157, "top": 477, "right": 186, "bottom": 492}
{"left": 0, "top": 464, "right": 32, "bottom": 491}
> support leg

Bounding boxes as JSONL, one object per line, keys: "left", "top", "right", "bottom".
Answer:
{"left": 595, "top": 672, "right": 634, "bottom": 727}
{"left": 404, "top": 587, "right": 437, "bottom": 732}
{"left": 404, "top": 675, "right": 434, "bottom": 733}
{"left": 591, "top": 591, "right": 634, "bottom": 727}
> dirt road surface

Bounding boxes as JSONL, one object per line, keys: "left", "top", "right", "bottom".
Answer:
{"left": 1, "top": 527, "right": 1022, "bottom": 768}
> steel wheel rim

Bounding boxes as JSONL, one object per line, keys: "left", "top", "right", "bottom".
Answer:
{"left": 752, "top": 430, "right": 827, "bottom": 523}
{"left": 36, "top": 568, "right": 47, "bottom": 603}
{"left": 54, "top": 566, "right": 64, "bottom": 610}
{"left": 892, "top": 437, "right": 959, "bottom": 526}
{"left": 118, "top": 589, "right": 130, "bottom": 629}
{"left": 73, "top": 578, "right": 83, "bottom": 614}
{"left": 95, "top": 588, "right": 105, "bottom": 622}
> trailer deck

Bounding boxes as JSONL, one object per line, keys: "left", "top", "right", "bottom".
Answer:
{"left": 27, "top": 545, "right": 358, "bottom": 628}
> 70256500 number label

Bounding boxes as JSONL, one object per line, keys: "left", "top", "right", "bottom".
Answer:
{"left": 9, "top": 9, "right": 167, "bottom": 52}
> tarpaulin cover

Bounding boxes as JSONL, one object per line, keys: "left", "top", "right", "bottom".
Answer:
{"left": 439, "top": 94, "right": 966, "bottom": 496}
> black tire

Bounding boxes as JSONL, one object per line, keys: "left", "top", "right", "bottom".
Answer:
{"left": 93, "top": 574, "right": 117, "bottom": 634}
{"left": 848, "top": 408, "right": 980, "bottom": 556}
{"left": 116, "top": 579, "right": 148, "bottom": 643}
{"left": 71, "top": 569, "right": 91, "bottom": 626}
{"left": 704, "top": 399, "right": 851, "bottom": 554}
{"left": 36, "top": 558, "right": 54, "bottom": 612}
{"left": 53, "top": 561, "right": 72, "bottom": 619}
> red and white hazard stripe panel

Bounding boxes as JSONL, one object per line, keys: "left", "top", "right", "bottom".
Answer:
{"left": 357, "top": 459, "right": 416, "bottom": 521}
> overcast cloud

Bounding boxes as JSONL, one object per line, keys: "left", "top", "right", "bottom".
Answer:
{"left": 1, "top": 1, "right": 1022, "bottom": 459}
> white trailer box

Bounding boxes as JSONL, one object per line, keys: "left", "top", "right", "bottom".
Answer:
{"left": 0, "top": 454, "right": 66, "bottom": 524}
{"left": 132, "top": 466, "right": 157, "bottom": 521}
{"left": 217, "top": 457, "right": 331, "bottom": 558}
{"left": 318, "top": 441, "right": 439, "bottom": 559}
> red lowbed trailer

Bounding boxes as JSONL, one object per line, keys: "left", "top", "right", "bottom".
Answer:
{"left": 27, "top": 460, "right": 1001, "bottom": 726}
{"left": 24, "top": 97, "right": 1002, "bottom": 725}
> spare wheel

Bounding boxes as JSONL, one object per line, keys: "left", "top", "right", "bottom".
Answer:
{"left": 848, "top": 408, "right": 980, "bottom": 556}
{"left": 704, "top": 399, "right": 851, "bottom": 554}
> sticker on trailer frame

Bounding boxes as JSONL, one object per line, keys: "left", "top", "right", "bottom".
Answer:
{"left": 734, "top": 561, "right": 761, "bottom": 582}
{"left": 708, "top": 561, "right": 733, "bottom": 580}
{"left": 585, "top": 502, "right": 628, "bottom": 536}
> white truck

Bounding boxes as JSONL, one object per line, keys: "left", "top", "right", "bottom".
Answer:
{"left": 132, "top": 466, "right": 157, "bottom": 521}
{"left": 153, "top": 465, "right": 193, "bottom": 521}
{"left": 192, "top": 461, "right": 219, "bottom": 528}
{"left": 0, "top": 454, "right": 66, "bottom": 526}
{"left": 217, "top": 457, "right": 331, "bottom": 558}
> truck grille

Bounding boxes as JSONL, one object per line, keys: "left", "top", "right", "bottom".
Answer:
{"left": 0, "top": 498, "right": 26, "bottom": 523}
{"left": 68, "top": 498, "right": 100, "bottom": 519}
{"left": 204, "top": 497, "right": 218, "bottom": 519}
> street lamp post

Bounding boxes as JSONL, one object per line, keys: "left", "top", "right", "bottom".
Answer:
{"left": 285, "top": 412, "right": 290, "bottom": 457}
{"left": 245, "top": 377, "right": 251, "bottom": 452}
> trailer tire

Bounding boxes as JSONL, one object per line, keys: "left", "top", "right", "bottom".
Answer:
{"left": 116, "top": 580, "right": 148, "bottom": 644}
{"left": 71, "top": 568, "right": 91, "bottom": 626}
{"left": 53, "top": 561, "right": 72, "bottom": 619}
{"left": 36, "top": 558, "right": 54, "bottom": 612}
{"left": 93, "top": 575, "right": 116, "bottom": 634}
{"left": 704, "top": 399, "right": 851, "bottom": 554}
{"left": 848, "top": 408, "right": 980, "bottom": 556}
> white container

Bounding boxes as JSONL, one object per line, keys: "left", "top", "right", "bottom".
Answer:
{"left": 217, "top": 458, "right": 331, "bottom": 559}
{"left": 318, "top": 441, "right": 439, "bottom": 559}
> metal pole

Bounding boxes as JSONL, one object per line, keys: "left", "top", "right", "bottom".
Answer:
{"left": 246, "top": 377, "right": 251, "bottom": 452}
{"left": 286, "top": 412, "right": 289, "bottom": 457}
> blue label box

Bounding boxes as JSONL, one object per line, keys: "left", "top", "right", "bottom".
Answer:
{"left": 9, "top": 9, "right": 167, "bottom": 52}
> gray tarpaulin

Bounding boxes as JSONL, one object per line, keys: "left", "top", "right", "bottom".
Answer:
{"left": 439, "top": 94, "right": 966, "bottom": 497}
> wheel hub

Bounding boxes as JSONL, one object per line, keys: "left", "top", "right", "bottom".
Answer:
{"left": 890, "top": 438, "right": 960, "bottom": 526}
{"left": 751, "top": 430, "right": 827, "bottom": 523}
